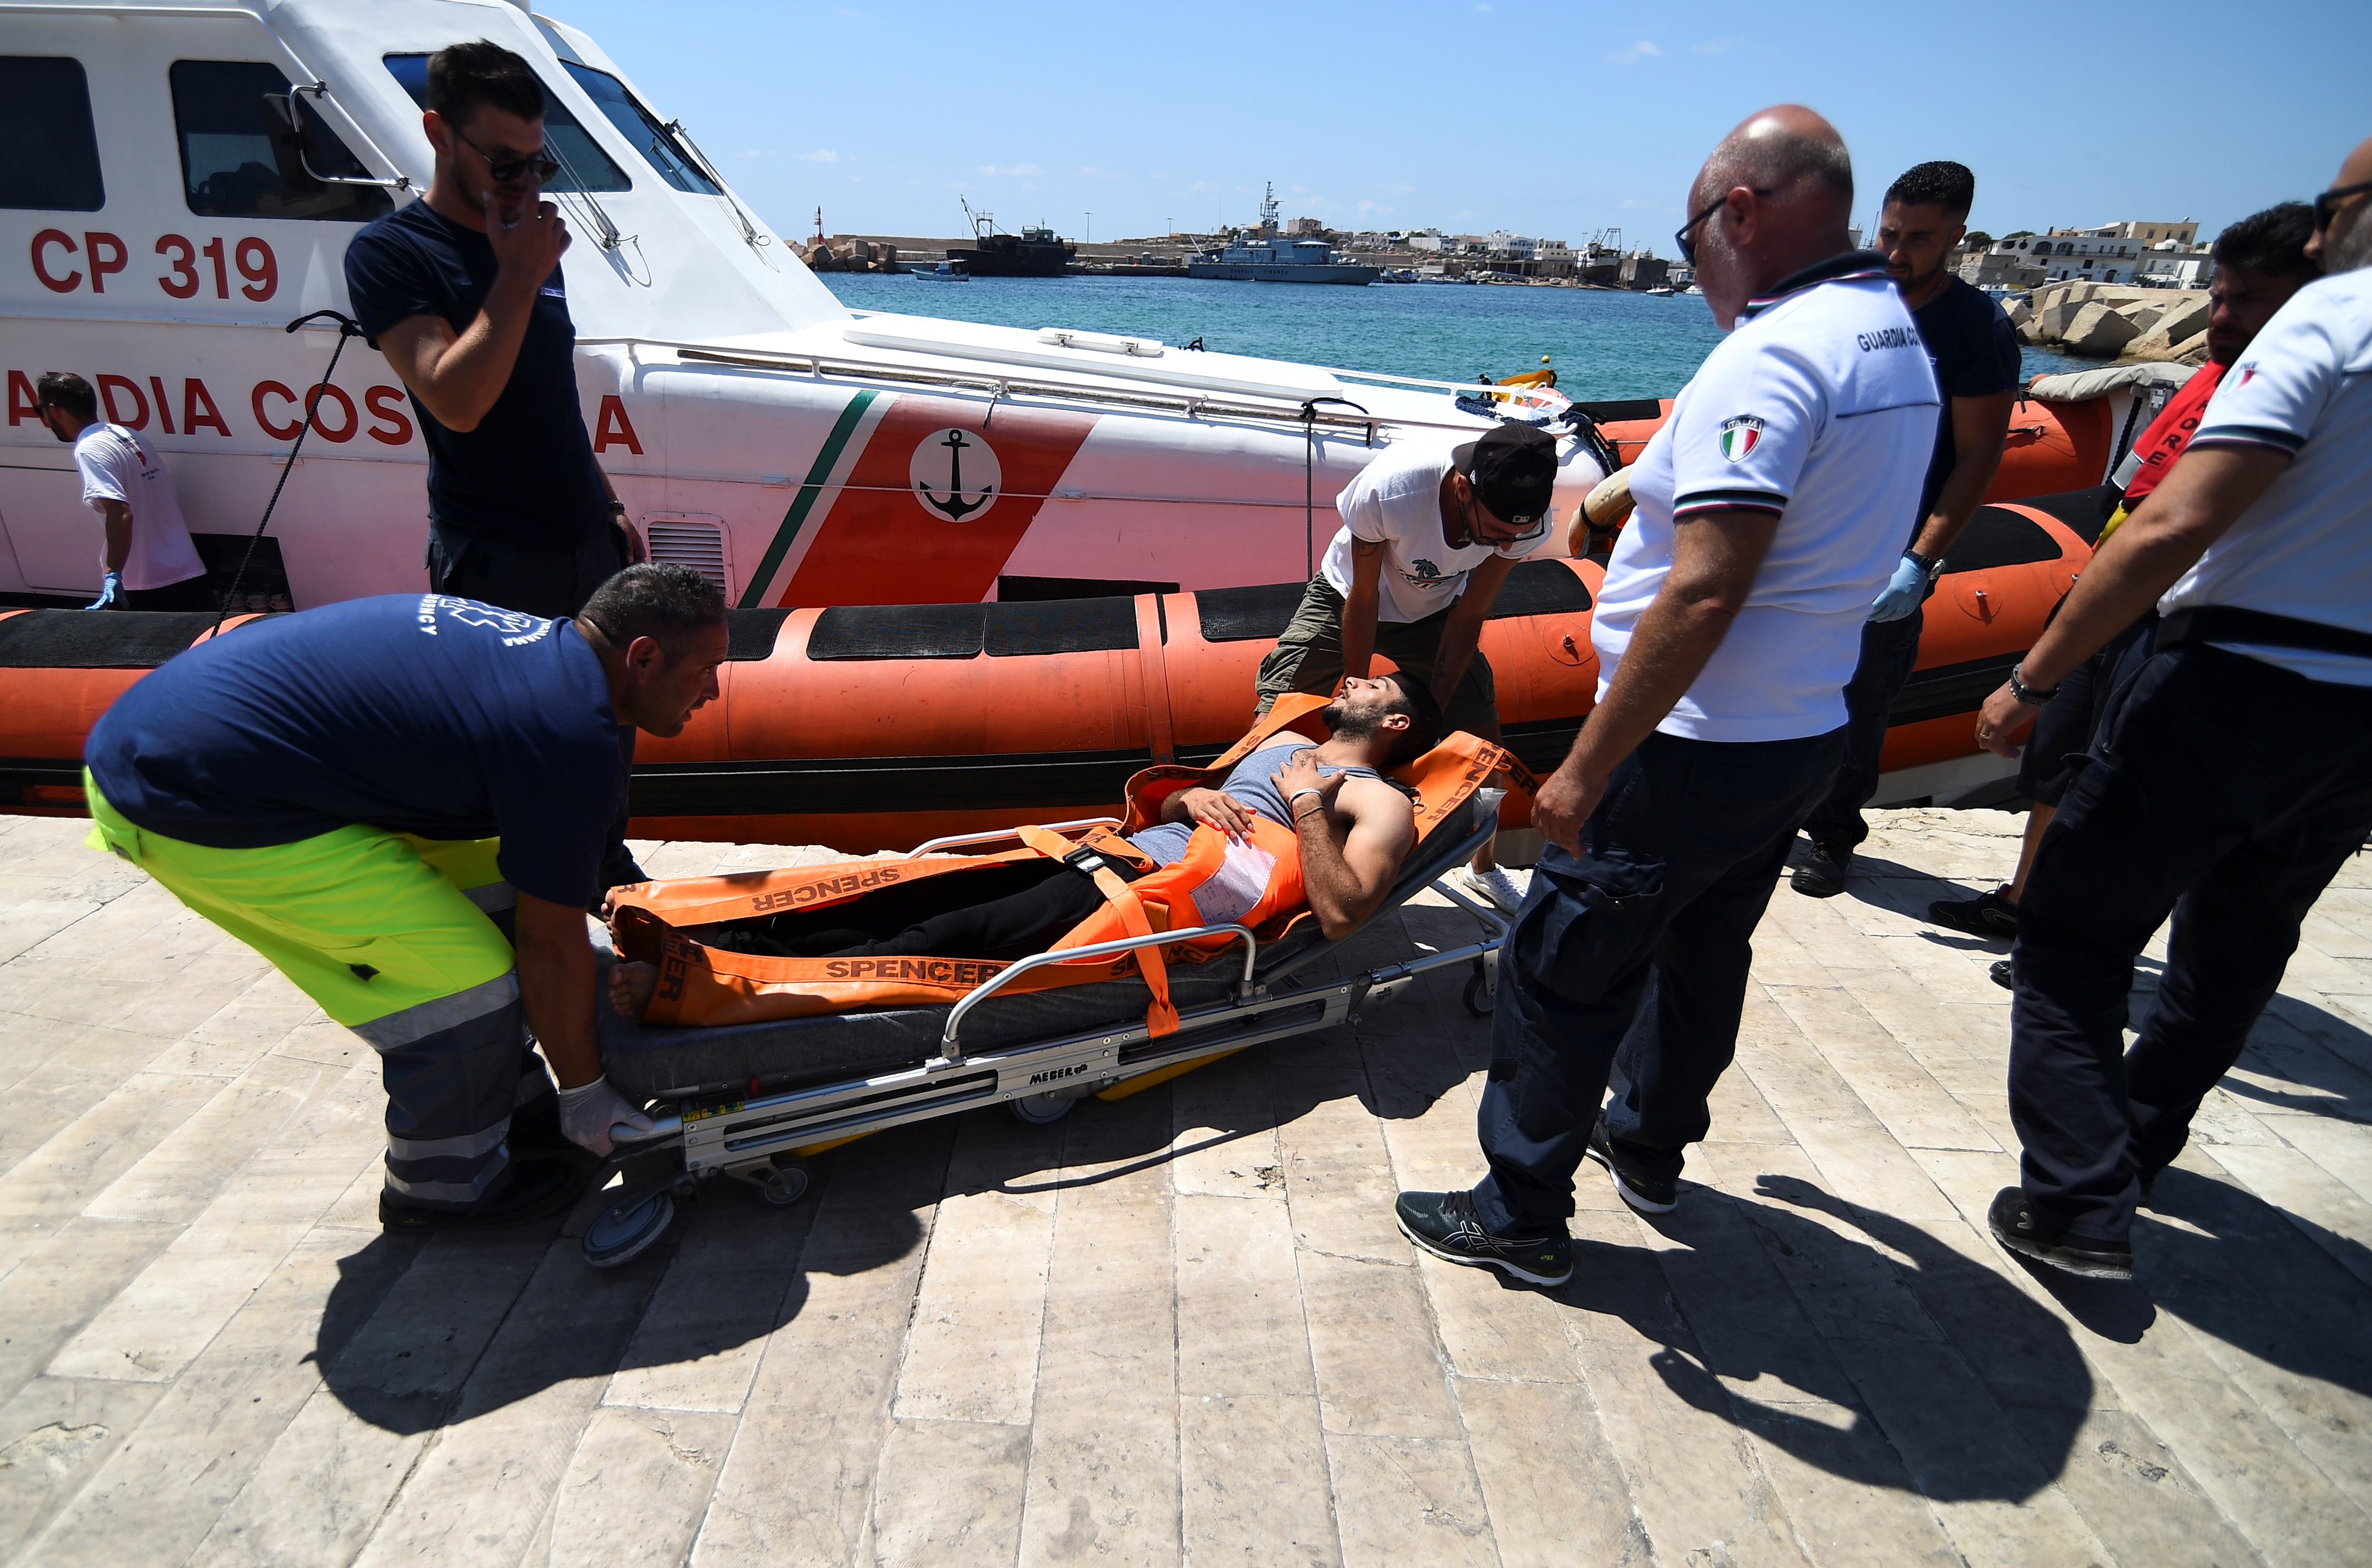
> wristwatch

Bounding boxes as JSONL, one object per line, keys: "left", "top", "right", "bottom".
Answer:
{"left": 1905, "top": 549, "right": 1944, "bottom": 582}
{"left": 606, "top": 499, "right": 628, "bottom": 516}
{"left": 2008, "top": 662, "right": 2059, "bottom": 705}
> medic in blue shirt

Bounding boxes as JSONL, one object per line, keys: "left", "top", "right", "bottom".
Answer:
{"left": 84, "top": 566, "right": 727, "bottom": 1236}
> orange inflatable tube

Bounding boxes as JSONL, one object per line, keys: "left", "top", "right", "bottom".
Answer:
{"left": 0, "top": 495, "right": 2098, "bottom": 845}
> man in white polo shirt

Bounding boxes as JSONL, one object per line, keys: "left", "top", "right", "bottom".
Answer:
{"left": 1970, "top": 133, "right": 2372, "bottom": 1283}
{"left": 1395, "top": 105, "right": 1939, "bottom": 1285}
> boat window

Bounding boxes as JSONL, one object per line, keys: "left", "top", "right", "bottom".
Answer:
{"left": 383, "top": 54, "right": 631, "bottom": 194}
{"left": 169, "top": 61, "right": 392, "bottom": 221}
{"left": 0, "top": 57, "right": 105, "bottom": 211}
{"left": 558, "top": 62, "right": 718, "bottom": 195}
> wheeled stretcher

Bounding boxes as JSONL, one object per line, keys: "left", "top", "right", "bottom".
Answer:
{"left": 580, "top": 788, "right": 1511, "bottom": 1267}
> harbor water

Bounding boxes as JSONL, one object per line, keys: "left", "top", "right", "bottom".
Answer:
{"left": 822, "top": 273, "right": 2095, "bottom": 403}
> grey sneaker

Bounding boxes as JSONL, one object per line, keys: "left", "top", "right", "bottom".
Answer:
{"left": 1790, "top": 841, "right": 1850, "bottom": 898}
{"left": 1395, "top": 1190, "right": 1572, "bottom": 1286}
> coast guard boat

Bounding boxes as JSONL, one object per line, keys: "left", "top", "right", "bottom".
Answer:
{"left": 0, "top": 0, "right": 2159, "bottom": 835}
{"left": 0, "top": 0, "right": 1559, "bottom": 613}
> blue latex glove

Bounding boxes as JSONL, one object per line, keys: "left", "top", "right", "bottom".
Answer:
{"left": 1868, "top": 556, "right": 1928, "bottom": 622}
{"left": 84, "top": 571, "right": 121, "bottom": 612}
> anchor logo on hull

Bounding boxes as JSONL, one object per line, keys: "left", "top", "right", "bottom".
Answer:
{"left": 910, "top": 428, "right": 1002, "bottom": 523}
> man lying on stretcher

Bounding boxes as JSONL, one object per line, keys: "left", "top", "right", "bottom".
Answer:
{"left": 608, "top": 672, "right": 1441, "bottom": 1021}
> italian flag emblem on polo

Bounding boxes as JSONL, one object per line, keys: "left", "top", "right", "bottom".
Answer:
{"left": 1719, "top": 415, "right": 1765, "bottom": 462}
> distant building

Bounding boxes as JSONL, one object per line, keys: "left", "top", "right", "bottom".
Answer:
{"left": 1407, "top": 231, "right": 1446, "bottom": 252}
{"left": 1967, "top": 230, "right": 2143, "bottom": 285}
{"left": 2085, "top": 219, "right": 2200, "bottom": 247}
{"left": 1847, "top": 224, "right": 1862, "bottom": 250}
{"left": 1959, "top": 236, "right": 2048, "bottom": 290}
{"left": 2138, "top": 242, "right": 2217, "bottom": 289}
{"left": 1289, "top": 217, "right": 1325, "bottom": 237}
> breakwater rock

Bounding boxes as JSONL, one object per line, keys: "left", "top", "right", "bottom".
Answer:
{"left": 2010, "top": 280, "right": 2209, "bottom": 365}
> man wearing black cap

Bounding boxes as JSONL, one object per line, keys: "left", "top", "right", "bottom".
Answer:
{"left": 1254, "top": 422, "right": 1561, "bottom": 909}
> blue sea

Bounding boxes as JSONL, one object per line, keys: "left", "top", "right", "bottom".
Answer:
{"left": 820, "top": 273, "right": 2090, "bottom": 402}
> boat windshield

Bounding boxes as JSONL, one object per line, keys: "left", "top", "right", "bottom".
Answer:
{"left": 383, "top": 53, "right": 631, "bottom": 194}
{"left": 558, "top": 62, "right": 721, "bottom": 196}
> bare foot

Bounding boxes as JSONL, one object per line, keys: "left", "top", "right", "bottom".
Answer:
{"left": 609, "top": 960, "right": 659, "bottom": 1021}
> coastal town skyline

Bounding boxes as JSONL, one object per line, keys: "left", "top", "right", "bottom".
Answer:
{"left": 553, "top": 0, "right": 2357, "bottom": 253}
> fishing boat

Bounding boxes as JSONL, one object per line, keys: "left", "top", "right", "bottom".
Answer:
{"left": 941, "top": 200, "right": 1073, "bottom": 279}
{"left": 915, "top": 262, "right": 971, "bottom": 282}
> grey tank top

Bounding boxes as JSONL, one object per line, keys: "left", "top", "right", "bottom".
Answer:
{"left": 1127, "top": 738, "right": 1383, "bottom": 868}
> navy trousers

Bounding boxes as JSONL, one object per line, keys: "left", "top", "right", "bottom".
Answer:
{"left": 2012, "top": 643, "right": 2372, "bottom": 1242}
{"left": 1800, "top": 605, "right": 1925, "bottom": 852}
{"left": 1473, "top": 726, "right": 1845, "bottom": 1233}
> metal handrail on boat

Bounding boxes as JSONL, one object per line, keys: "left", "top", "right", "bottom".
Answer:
{"left": 575, "top": 337, "right": 1563, "bottom": 442}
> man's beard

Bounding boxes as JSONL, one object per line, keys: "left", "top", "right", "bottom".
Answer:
{"left": 2329, "top": 212, "right": 2372, "bottom": 274}
{"left": 1891, "top": 256, "right": 1943, "bottom": 294}
{"left": 1320, "top": 697, "right": 1381, "bottom": 742}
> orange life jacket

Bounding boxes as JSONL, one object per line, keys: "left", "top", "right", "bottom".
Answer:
{"left": 610, "top": 695, "right": 1512, "bottom": 1037}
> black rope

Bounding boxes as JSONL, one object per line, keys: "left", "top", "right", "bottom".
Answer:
{"left": 1299, "top": 396, "right": 1371, "bottom": 579}
{"left": 210, "top": 309, "right": 364, "bottom": 639}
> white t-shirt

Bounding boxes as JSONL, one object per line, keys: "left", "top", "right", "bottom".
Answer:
{"left": 1320, "top": 441, "right": 1546, "bottom": 623}
{"left": 1594, "top": 257, "right": 1939, "bottom": 742}
{"left": 74, "top": 423, "right": 207, "bottom": 592}
{"left": 2158, "top": 268, "right": 2372, "bottom": 687}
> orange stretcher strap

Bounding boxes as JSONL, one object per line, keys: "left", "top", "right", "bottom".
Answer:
{"left": 1014, "top": 825, "right": 1179, "bottom": 1037}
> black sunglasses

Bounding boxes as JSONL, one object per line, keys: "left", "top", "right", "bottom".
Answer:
{"left": 1462, "top": 483, "right": 1548, "bottom": 549}
{"left": 1675, "top": 188, "right": 1772, "bottom": 266}
{"left": 2314, "top": 180, "right": 2372, "bottom": 234}
{"left": 453, "top": 124, "right": 561, "bottom": 186}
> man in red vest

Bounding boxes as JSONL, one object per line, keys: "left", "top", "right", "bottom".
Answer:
{"left": 1928, "top": 203, "right": 2321, "bottom": 957}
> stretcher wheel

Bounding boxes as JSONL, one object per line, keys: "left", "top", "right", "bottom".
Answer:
{"left": 1010, "top": 1091, "right": 1077, "bottom": 1125}
{"left": 584, "top": 1187, "right": 675, "bottom": 1269}
{"left": 1463, "top": 963, "right": 1496, "bottom": 1017}
{"left": 757, "top": 1158, "right": 810, "bottom": 1207}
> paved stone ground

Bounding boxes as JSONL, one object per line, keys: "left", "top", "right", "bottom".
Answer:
{"left": 2, "top": 806, "right": 2369, "bottom": 1566}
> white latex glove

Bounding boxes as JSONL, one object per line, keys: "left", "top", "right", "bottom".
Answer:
{"left": 85, "top": 571, "right": 121, "bottom": 611}
{"left": 555, "top": 1074, "right": 654, "bottom": 1157}
{"left": 1868, "top": 556, "right": 1929, "bottom": 622}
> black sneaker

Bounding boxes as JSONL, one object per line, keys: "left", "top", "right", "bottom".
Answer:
{"left": 1990, "top": 959, "right": 2014, "bottom": 992}
{"left": 1587, "top": 1114, "right": 1680, "bottom": 1213}
{"left": 1929, "top": 885, "right": 2020, "bottom": 938}
{"left": 378, "top": 1156, "right": 588, "bottom": 1237}
{"left": 1987, "top": 1186, "right": 2133, "bottom": 1280}
{"left": 1790, "top": 841, "right": 1850, "bottom": 898}
{"left": 1394, "top": 1190, "right": 1572, "bottom": 1286}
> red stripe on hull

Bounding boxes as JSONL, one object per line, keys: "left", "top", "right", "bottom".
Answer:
{"left": 781, "top": 399, "right": 1098, "bottom": 606}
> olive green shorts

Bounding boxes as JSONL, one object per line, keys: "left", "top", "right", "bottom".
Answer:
{"left": 1252, "top": 575, "right": 1499, "bottom": 739}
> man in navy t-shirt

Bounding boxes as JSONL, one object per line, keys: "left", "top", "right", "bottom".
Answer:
{"left": 344, "top": 39, "right": 636, "bottom": 619}
{"left": 1794, "top": 161, "right": 2022, "bottom": 894}
{"left": 84, "top": 566, "right": 727, "bottom": 1234}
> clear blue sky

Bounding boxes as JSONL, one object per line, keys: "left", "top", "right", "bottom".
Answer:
{"left": 555, "top": 1, "right": 2362, "bottom": 250}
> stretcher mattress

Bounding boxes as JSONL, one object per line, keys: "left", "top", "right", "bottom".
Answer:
{"left": 597, "top": 796, "right": 1487, "bottom": 1102}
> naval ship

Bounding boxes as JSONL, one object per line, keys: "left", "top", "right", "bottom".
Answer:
{"left": 1187, "top": 184, "right": 1381, "bottom": 286}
